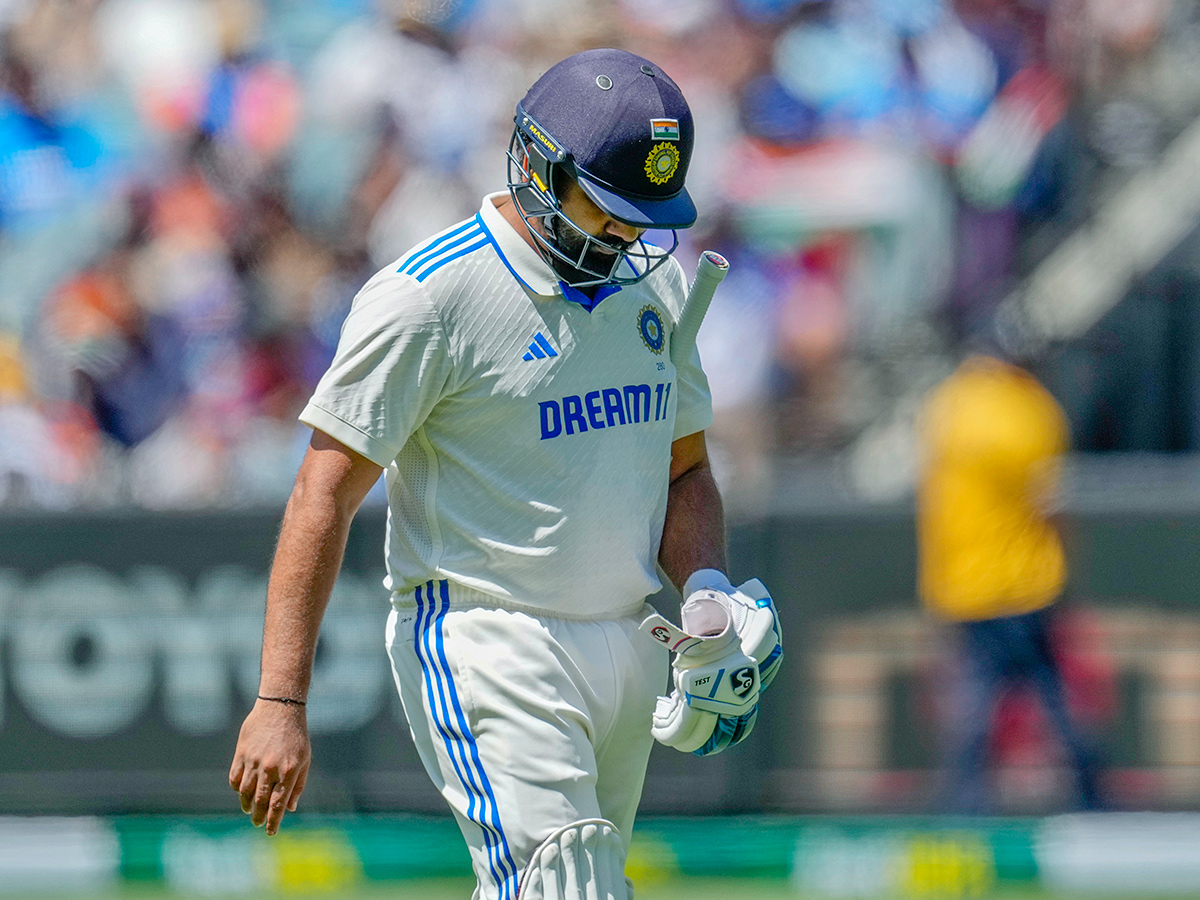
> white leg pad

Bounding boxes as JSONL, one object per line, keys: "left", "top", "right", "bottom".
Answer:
{"left": 517, "top": 818, "right": 630, "bottom": 900}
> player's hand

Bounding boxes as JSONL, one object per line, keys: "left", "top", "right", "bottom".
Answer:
{"left": 640, "top": 578, "right": 783, "bottom": 756}
{"left": 641, "top": 600, "right": 761, "bottom": 755}
{"left": 228, "top": 699, "right": 311, "bottom": 836}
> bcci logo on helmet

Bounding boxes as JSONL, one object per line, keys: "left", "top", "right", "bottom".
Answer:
{"left": 644, "top": 142, "right": 680, "bottom": 186}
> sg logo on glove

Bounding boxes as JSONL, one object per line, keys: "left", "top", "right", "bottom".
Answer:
{"left": 732, "top": 666, "right": 756, "bottom": 698}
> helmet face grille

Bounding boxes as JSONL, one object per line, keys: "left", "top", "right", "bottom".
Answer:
{"left": 506, "top": 127, "right": 678, "bottom": 288}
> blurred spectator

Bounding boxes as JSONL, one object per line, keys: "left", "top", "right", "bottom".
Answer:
{"left": 985, "top": 605, "right": 1117, "bottom": 793}
{"left": 0, "top": 33, "right": 122, "bottom": 333}
{"left": 0, "top": 46, "right": 104, "bottom": 234}
{"left": 0, "top": 0, "right": 1194, "bottom": 509}
{"left": 916, "top": 335, "right": 1105, "bottom": 813}
{"left": 0, "top": 332, "right": 102, "bottom": 507}
{"left": 43, "top": 238, "right": 186, "bottom": 448}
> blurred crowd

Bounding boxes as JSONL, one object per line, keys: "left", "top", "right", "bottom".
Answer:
{"left": 3, "top": 0, "right": 1200, "bottom": 509}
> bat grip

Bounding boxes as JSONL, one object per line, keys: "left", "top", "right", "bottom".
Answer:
{"left": 692, "top": 250, "right": 730, "bottom": 292}
{"left": 671, "top": 251, "right": 730, "bottom": 366}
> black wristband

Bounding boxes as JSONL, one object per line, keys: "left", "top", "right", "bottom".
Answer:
{"left": 258, "top": 694, "right": 306, "bottom": 707}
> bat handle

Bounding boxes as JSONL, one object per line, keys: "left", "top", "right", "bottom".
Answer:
{"left": 693, "top": 250, "right": 730, "bottom": 289}
{"left": 671, "top": 250, "right": 731, "bottom": 366}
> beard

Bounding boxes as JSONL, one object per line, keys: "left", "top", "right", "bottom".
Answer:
{"left": 546, "top": 216, "right": 632, "bottom": 285}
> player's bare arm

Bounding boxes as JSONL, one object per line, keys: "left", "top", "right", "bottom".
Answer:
{"left": 659, "top": 430, "right": 728, "bottom": 591}
{"left": 229, "top": 429, "right": 382, "bottom": 835}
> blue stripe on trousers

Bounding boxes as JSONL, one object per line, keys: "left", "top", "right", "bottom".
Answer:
{"left": 413, "top": 583, "right": 505, "bottom": 894}
{"left": 431, "top": 580, "right": 519, "bottom": 897}
{"left": 414, "top": 581, "right": 518, "bottom": 898}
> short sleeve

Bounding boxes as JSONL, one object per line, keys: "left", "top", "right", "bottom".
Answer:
{"left": 299, "top": 272, "right": 452, "bottom": 467}
{"left": 672, "top": 341, "right": 714, "bottom": 440}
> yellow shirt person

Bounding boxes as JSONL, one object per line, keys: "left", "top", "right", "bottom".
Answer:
{"left": 917, "top": 353, "right": 1102, "bottom": 812}
{"left": 918, "top": 354, "right": 1068, "bottom": 621}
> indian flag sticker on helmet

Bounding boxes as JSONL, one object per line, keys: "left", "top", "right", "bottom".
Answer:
{"left": 644, "top": 142, "right": 680, "bottom": 186}
{"left": 650, "top": 118, "right": 680, "bottom": 140}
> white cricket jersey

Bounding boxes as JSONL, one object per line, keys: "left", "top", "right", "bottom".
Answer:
{"left": 300, "top": 192, "right": 713, "bottom": 617}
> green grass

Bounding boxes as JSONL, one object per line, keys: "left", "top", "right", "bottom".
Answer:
{"left": 17, "top": 878, "right": 1200, "bottom": 900}
{"left": 4, "top": 877, "right": 799, "bottom": 900}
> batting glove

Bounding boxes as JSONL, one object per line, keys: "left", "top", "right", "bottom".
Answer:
{"left": 640, "top": 575, "right": 783, "bottom": 756}
{"left": 640, "top": 604, "right": 761, "bottom": 755}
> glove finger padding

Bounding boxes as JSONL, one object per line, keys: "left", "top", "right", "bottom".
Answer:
{"left": 651, "top": 690, "right": 719, "bottom": 754}
{"left": 649, "top": 659, "right": 761, "bottom": 754}
{"left": 696, "top": 706, "right": 758, "bottom": 756}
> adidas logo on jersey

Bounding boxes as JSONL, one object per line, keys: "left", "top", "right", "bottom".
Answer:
{"left": 522, "top": 333, "right": 559, "bottom": 361}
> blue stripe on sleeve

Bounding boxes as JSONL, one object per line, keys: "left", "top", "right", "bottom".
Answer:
{"left": 398, "top": 220, "right": 482, "bottom": 274}
{"left": 414, "top": 237, "right": 489, "bottom": 282}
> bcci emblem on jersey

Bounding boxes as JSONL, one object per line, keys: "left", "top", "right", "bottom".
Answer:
{"left": 638, "top": 305, "right": 665, "bottom": 354}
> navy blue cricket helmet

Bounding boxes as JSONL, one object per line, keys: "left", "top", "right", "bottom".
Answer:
{"left": 507, "top": 48, "right": 697, "bottom": 287}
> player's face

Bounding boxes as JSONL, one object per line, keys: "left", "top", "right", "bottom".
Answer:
{"left": 557, "top": 180, "right": 643, "bottom": 247}
{"left": 547, "top": 180, "right": 646, "bottom": 280}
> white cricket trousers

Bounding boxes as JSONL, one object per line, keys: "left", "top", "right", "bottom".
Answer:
{"left": 385, "top": 579, "right": 669, "bottom": 900}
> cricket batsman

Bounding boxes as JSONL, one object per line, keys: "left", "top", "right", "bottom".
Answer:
{"left": 229, "top": 48, "right": 783, "bottom": 900}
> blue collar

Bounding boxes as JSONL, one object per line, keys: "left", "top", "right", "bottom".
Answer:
{"left": 559, "top": 281, "right": 622, "bottom": 312}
